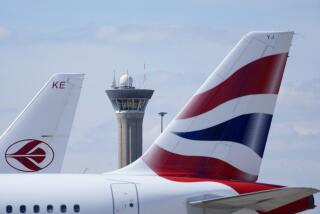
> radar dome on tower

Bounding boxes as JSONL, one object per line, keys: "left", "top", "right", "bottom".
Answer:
{"left": 119, "top": 74, "right": 134, "bottom": 88}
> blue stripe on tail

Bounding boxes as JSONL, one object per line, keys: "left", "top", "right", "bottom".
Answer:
{"left": 173, "top": 113, "right": 273, "bottom": 157}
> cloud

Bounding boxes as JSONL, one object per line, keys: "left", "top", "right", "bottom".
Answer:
{"left": 0, "top": 26, "right": 10, "bottom": 40}
{"left": 95, "top": 25, "right": 175, "bottom": 43}
{"left": 0, "top": 107, "right": 18, "bottom": 114}
{"left": 279, "top": 84, "right": 320, "bottom": 108}
{"left": 274, "top": 82, "right": 320, "bottom": 127}
{"left": 293, "top": 125, "right": 320, "bottom": 136}
{"left": 95, "top": 24, "right": 233, "bottom": 44}
{"left": 0, "top": 24, "right": 234, "bottom": 46}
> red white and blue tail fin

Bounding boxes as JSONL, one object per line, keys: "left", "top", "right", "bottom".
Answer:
{"left": 0, "top": 74, "right": 84, "bottom": 173}
{"left": 119, "top": 31, "right": 294, "bottom": 182}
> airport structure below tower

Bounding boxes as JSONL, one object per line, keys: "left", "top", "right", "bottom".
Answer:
{"left": 106, "top": 74, "right": 154, "bottom": 168}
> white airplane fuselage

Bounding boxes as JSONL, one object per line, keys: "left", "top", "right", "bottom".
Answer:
{"left": 0, "top": 174, "right": 237, "bottom": 214}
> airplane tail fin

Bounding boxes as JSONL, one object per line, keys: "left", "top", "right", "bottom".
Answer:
{"left": 0, "top": 74, "right": 84, "bottom": 173}
{"left": 135, "top": 31, "right": 294, "bottom": 182}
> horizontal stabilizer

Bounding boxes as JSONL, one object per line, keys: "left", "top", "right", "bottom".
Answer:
{"left": 189, "top": 187, "right": 319, "bottom": 212}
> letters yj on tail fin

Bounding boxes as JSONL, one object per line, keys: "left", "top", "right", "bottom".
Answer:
{"left": 0, "top": 74, "right": 84, "bottom": 173}
{"left": 121, "top": 31, "right": 294, "bottom": 182}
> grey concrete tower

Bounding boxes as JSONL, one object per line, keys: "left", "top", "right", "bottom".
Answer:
{"left": 106, "top": 74, "right": 153, "bottom": 168}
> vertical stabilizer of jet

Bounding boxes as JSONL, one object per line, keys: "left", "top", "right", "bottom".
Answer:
{"left": 118, "top": 31, "right": 294, "bottom": 183}
{"left": 0, "top": 74, "right": 84, "bottom": 173}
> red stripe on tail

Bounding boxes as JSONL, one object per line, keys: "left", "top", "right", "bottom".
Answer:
{"left": 142, "top": 145, "right": 258, "bottom": 182}
{"left": 178, "top": 53, "right": 288, "bottom": 119}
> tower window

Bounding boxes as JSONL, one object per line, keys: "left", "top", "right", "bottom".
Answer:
{"left": 60, "top": 204, "right": 67, "bottom": 213}
{"left": 74, "top": 204, "right": 80, "bottom": 213}
{"left": 6, "top": 205, "right": 12, "bottom": 213}
{"left": 33, "top": 205, "right": 40, "bottom": 213}
{"left": 20, "top": 205, "right": 26, "bottom": 213}
{"left": 47, "top": 205, "right": 53, "bottom": 213}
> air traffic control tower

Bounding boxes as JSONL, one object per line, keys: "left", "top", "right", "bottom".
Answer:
{"left": 106, "top": 74, "right": 154, "bottom": 168}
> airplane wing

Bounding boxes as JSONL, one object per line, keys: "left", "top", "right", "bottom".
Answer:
{"left": 189, "top": 187, "right": 319, "bottom": 212}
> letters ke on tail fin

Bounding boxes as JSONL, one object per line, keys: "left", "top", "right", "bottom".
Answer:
{"left": 0, "top": 74, "right": 84, "bottom": 173}
{"left": 136, "top": 31, "right": 294, "bottom": 182}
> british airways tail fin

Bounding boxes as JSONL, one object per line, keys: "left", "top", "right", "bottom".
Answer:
{"left": 119, "top": 31, "right": 294, "bottom": 182}
{"left": 0, "top": 74, "right": 84, "bottom": 173}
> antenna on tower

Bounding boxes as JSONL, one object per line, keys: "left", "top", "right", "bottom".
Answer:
{"left": 143, "top": 63, "right": 147, "bottom": 88}
{"left": 111, "top": 70, "right": 117, "bottom": 89}
{"left": 126, "top": 69, "right": 129, "bottom": 87}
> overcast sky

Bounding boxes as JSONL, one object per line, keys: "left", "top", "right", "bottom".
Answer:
{"left": 0, "top": 0, "right": 319, "bottom": 212}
